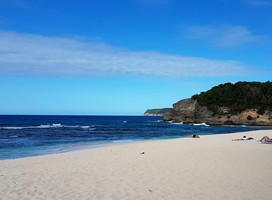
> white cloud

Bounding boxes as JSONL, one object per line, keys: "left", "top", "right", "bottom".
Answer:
{"left": 0, "top": 31, "right": 251, "bottom": 77}
{"left": 184, "top": 24, "right": 262, "bottom": 48}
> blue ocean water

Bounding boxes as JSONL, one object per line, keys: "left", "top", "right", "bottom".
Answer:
{"left": 0, "top": 115, "right": 271, "bottom": 160}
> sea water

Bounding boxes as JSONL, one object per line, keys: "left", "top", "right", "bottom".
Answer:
{"left": 0, "top": 115, "right": 270, "bottom": 160}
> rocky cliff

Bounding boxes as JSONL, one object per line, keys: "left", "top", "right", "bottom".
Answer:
{"left": 163, "top": 82, "right": 272, "bottom": 125}
{"left": 163, "top": 98, "right": 272, "bottom": 125}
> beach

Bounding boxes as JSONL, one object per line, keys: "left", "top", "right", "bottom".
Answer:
{"left": 1, "top": 130, "right": 272, "bottom": 200}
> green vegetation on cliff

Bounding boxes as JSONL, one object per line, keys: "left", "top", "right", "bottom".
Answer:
{"left": 192, "top": 81, "right": 272, "bottom": 115}
{"left": 144, "top": 108, "right": 171, "bottom": 116}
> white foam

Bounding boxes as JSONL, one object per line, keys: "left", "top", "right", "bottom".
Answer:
{"left": 1, "top": 124, "right": 93, "bottom": 130}
{"left": 80, "top": 126, "right": 90, "bottom": 129}
{"left": 52, "top": 123, "right": 63, "bottom": 127}
{"left": 1, "top": 127, "right": 24, "bottom": 130}
{"left": 38, "top": 124, "right": 51, "bottom": 128}
{"left": 171, "top": 122, "right": 184, "bottom": 125}
{"left": 193, "top": 123, "right": 209, "bottom": 127}
{"left": 38, "top": 124, "right": 63, "bottom": 128}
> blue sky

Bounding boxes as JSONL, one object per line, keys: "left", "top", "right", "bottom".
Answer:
{"left": 0, "top": 0, "right": 272, "bottom": 115}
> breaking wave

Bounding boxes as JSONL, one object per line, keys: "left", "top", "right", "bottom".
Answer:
{"left": 0, "top": 123, "right": 93, "bottom": 130}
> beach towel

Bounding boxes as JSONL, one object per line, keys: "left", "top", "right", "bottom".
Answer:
{"left": 262, "top": 142, "right": 272, "bottom": 144}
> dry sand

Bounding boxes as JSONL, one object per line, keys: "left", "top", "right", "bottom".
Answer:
{"left": 1, "top": 130, "right": 272, "bottom": 200}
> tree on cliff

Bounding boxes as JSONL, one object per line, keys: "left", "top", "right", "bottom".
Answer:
{"left": 192, "top": 81, "right": 272, "bottom": 115}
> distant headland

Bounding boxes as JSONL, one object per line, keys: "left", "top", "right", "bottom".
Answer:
{"left": 144, "top": 108, "right": 171, "bottom": 116}
{"left": 163, "top": 81, "right": 272, "bottom": 125}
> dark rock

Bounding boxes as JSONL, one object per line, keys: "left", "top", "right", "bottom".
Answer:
{"left": 163, "top": 98, "right": 272, "bottom": 126}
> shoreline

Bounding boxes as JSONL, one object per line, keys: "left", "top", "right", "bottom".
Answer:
{"left": 1, "top": 130, "right": 272, "bottom": 199}
{"left": 2, "top": 126, "right": 272, "bottom": 161}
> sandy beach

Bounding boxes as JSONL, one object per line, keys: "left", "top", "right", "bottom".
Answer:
{"left": 1, "top": 130, "right": 272, "bottom": 200}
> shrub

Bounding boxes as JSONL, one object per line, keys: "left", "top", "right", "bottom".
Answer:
{"left": 192, "top": 81, "right": 272, "bottom": 115}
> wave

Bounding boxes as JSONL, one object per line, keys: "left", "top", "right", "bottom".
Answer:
{"left": 0, "top": 126, "right": 25, "bottom": 130}
{"left": 0, "top": 124, "right": 95, "bottom": 130}
{"left": 193, "top": 123, "right": 209, "bottom": 127}
{"left": 80, "top": 126, "right": 90, "bottom": 129}
{"left": 171, "top": 122, "right": 184, "bottom": 125}
{"left": 38, "top": 123, "right": 63, "bottom": 128}
{"left": 166, "top": 120, "right": 184, "bottom": 125}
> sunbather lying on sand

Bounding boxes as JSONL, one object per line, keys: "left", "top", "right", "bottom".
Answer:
{"left": 187, "top": 134, "right": 200, "bottom": 138}
{"left": 259, "top": 136, "right": 272, "bottom": 142}
{"left": 232, "top": 136, "right": 254, "bottom": 141}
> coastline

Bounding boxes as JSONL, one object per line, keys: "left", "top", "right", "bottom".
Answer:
{"left": 1, "top": 130, "right": 272, "bottom": 200}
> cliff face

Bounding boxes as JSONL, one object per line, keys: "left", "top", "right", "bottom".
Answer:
{"left": 163, "top": 98, "right": 272, "bottom": 125}
{"left": 144, "top": 108, "right": 171, "bottom": 116}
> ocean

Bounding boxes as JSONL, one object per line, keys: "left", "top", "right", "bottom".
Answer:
{"left": 0, "top": 115, "right": 270, "bottom": 160}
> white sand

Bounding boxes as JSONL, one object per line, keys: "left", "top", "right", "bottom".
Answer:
{"left": 1, "top": 130, "right": 272, "bottom": 200}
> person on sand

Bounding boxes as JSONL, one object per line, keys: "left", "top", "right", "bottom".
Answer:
{"left": 187, "top": 134, "right": 200, "bottom": 138}
{"left": 232, "top": 136, "right": 254, "bottom": 141}
{"left": 259, "top": 136, "right": 272, "bottom": 142}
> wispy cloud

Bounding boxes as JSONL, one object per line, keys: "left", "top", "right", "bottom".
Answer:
{"left": 0, "top": 31, "right": 252, "bottom": 77}
{"left": 183, "top": 24, "right": 263, "bottom": 48}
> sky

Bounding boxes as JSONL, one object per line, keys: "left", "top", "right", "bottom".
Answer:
{"left": 0, "top": 0, "right": 272, "bottom": 115}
